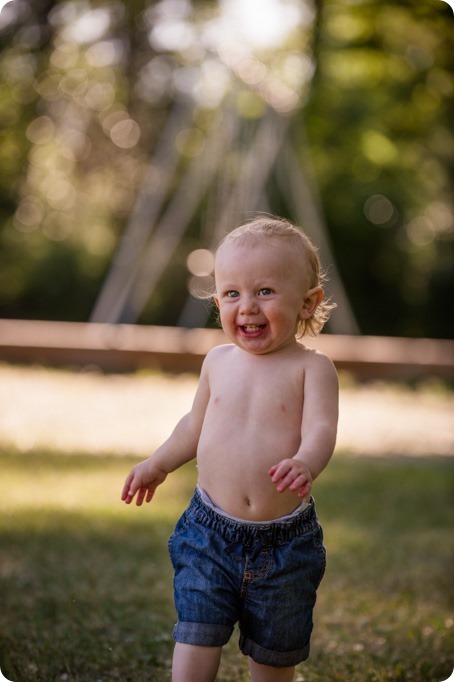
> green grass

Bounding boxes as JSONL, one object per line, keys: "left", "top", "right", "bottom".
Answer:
{"left": 0, "top": 449, "right": 453, "bottom": 682}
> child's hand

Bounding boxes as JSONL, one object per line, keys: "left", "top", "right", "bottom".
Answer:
{"left": 268, "top": 458, "right": 313, "bottom": 499}
{"left": 121, "top": 459, "right": 168, "bottom": 506}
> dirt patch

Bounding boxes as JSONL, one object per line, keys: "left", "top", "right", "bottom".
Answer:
{"left": 0, "top": 364, "right": 452, "bottom": 457}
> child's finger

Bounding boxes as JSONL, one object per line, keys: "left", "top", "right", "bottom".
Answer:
{"left": 136, "top": 486, "right": 151, "bottom": 506}
{"left": 289, "top": 473, "right": 308, "bottom": 491}
{"left": 297, "top": 483, "right": 311, "bottom": 498}
{"left": 268, "top": 460, "right": 292, "bottom": 483}
{"left": 275, "top": 466, "right": 299, "bottom": 491}
{"left": 121, "top": 473, "right": 134, "bottom": 501}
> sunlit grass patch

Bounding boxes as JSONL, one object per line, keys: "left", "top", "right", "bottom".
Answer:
{"left": 0, "top": 449, "right": 453, "bottom": 681}
{"left": 0, "top": 450, "right": 196, "bottom": 681}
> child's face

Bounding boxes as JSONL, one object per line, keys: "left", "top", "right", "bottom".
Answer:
{"left": 214, "top": 238, "right": 318, "bottom": 355}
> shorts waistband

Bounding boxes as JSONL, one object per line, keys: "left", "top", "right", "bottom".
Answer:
{"left": 197, "top": 484, "right": 310, "bottom": 522}
{"left": 185, "top": 487, "right": 320, "bottom": 547}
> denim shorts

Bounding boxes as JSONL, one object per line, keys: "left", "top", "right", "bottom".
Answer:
{"left": 168, "top": 487, "right": 326, "bottom": 668}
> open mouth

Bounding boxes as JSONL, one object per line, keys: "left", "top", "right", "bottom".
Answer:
{"left": 240, "top": 324, "right": 266, "bottom": 335}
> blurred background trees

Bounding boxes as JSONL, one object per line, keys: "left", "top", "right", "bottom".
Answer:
{"left": 0, "top": 0, "right": 452, "bottom": 338}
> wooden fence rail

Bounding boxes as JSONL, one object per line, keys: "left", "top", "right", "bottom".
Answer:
{"left": 0, "top": 319, "right": 453, "bottom": 381}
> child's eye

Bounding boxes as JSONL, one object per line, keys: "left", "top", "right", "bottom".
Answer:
{"left": 226, "top": 290, "right": 239, "bottom": 298}
{"left": 259, "top": 288, "right": 273, "bottom": 296}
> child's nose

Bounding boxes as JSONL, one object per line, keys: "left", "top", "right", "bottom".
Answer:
{"left": 239, "top": 295, "right": 259, "bottom": 314}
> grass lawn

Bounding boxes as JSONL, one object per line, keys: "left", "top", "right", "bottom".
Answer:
{"left": 0, "top": 448, "right": 452, "bottom": 681}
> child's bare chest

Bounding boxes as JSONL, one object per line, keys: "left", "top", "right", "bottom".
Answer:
{"left": 209, "top": 361, "right": 304, "bottom": 423}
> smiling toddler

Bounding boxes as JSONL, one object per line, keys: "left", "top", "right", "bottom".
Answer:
{"left": 122, "top": 216, "right": 339, "bottom": 682}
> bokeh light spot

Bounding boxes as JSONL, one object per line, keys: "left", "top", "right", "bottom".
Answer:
{"left": 187, "top": 248, "right": 215, "bottom": 276}
{"left": 364, "top": 195, "right": 397, "bottom": 226}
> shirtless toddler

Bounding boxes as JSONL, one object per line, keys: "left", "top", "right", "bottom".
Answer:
{"left": 121, "top": 216, "right": 339, "bottom": 682}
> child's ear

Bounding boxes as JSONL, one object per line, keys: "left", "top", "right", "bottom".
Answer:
{"left": 213, "top": 295, "right": 220, "bottom": 309}
{"left": 299, "top": 286, "right": 323, "bottom": 319}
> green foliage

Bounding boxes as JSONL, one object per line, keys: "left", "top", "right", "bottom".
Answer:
{"left": 305, "top": 0, "right": 454, "bottom": 338}
{"left": 0, "top": 449, "right": 453, "bottom": 681}
{"left": 0, "top": 0, "right": 452, "bottom": 336}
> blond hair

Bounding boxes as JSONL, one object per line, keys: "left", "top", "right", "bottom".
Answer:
{"left": 215, "top": 216, "right": 336, "bottom": 336}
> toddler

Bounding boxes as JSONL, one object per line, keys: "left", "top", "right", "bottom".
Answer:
{"left": 121, "top": 216, "right": 339, "bottom": 682}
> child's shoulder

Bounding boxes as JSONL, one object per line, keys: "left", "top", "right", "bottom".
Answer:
{"left": 298, "top": 344, "right": 338, "bottom": 386}
{"left": 298, "top": 342, "right": 337, "bottom": 371}
{"left": 210, "top": 342, "right": 236, "bottom": 353}
{"left": 203, "top": 343, "right": 236, "bottom": 366}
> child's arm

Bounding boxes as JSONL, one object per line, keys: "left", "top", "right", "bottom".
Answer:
{"left": 121, "top": 358, "right": 211, "bottom": 506}
{"left": 269, "top": 352, "right": 338, "bottom": 499}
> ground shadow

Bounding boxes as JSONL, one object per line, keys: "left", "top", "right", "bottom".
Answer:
{"left": 0, "top": 450, "right": 453, "bottom": 681}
